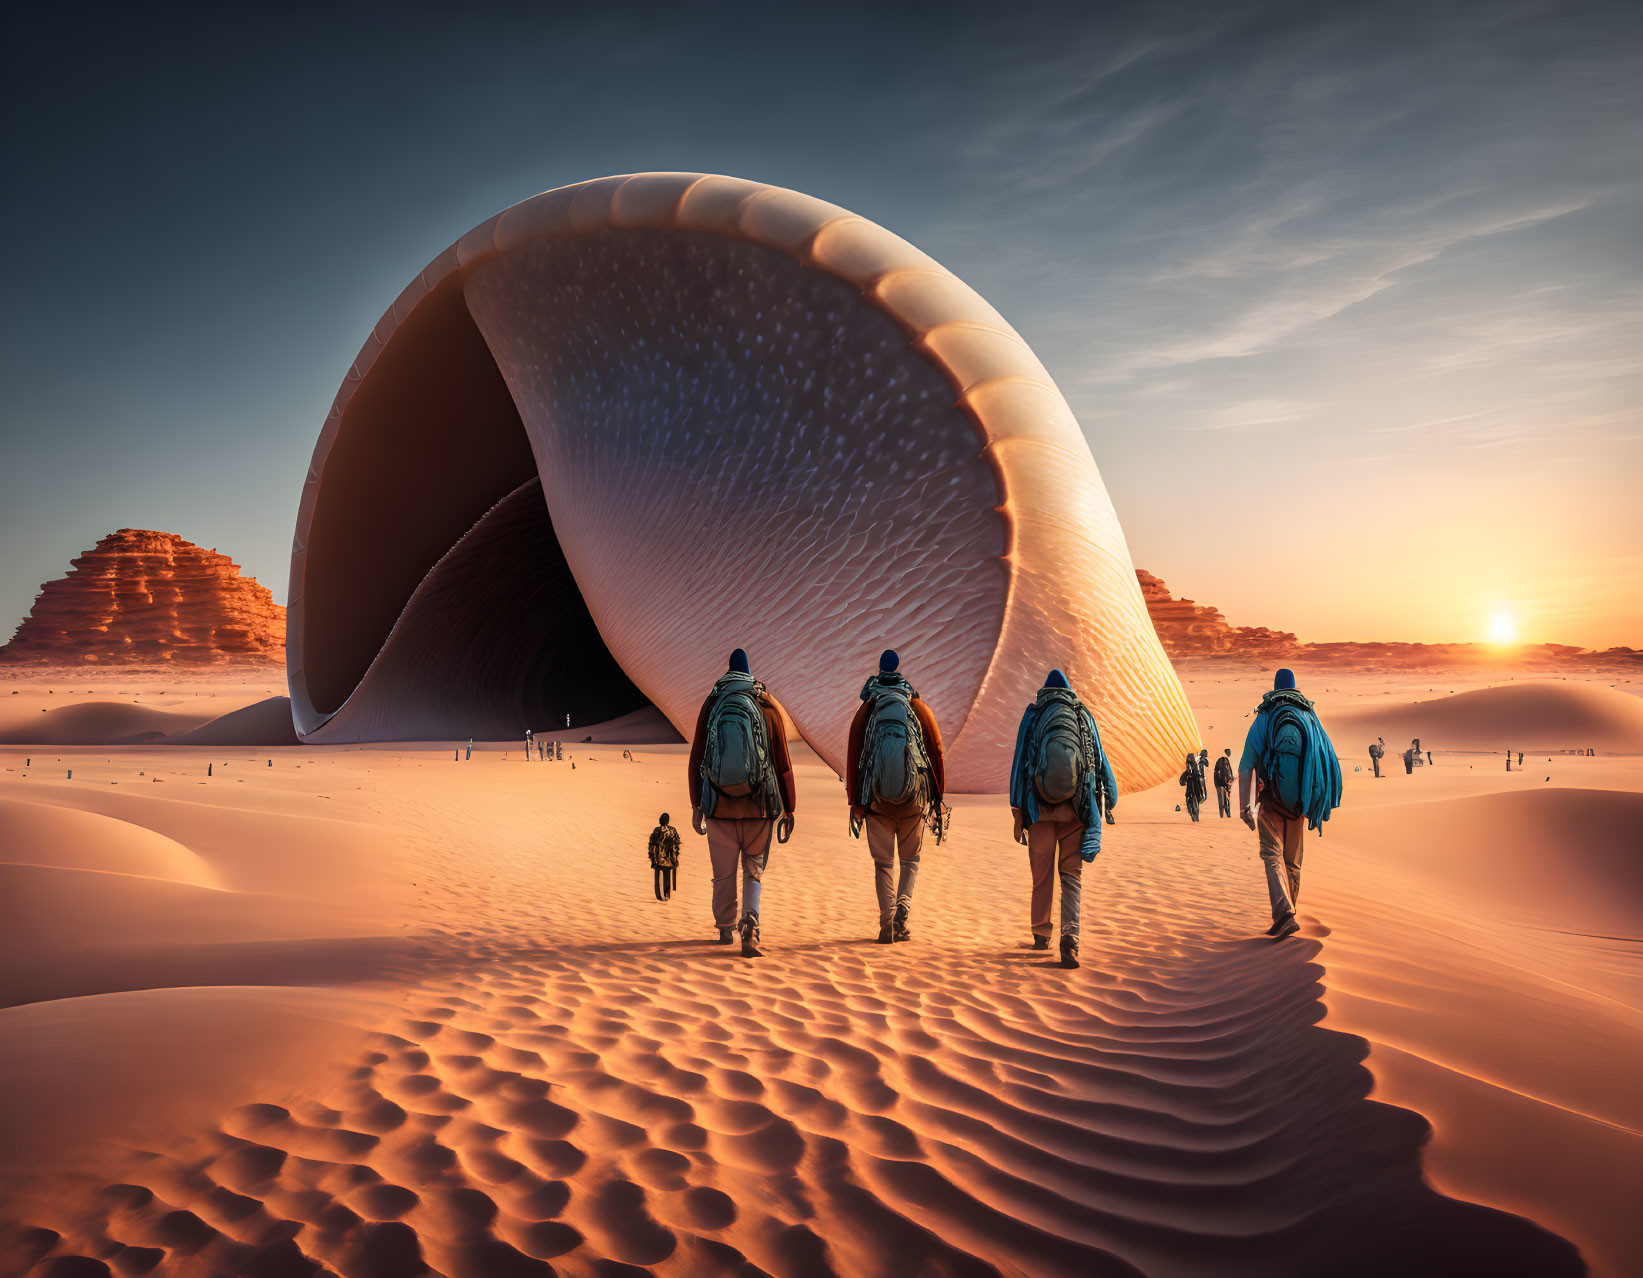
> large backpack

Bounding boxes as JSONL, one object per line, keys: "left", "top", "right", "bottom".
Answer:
{"left": 1260, "top": 705, "right": 1310, "bottom": 819}
{"left": 858, "top": 682, "right": 931, "bottom": 811}
{"left": 1030, "top": 689, "right": 1090, "bottom": 806}
{"left": 702, "top": 675, "right": 775, "bottom": 810}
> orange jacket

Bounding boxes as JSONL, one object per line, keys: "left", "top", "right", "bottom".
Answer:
{"left": 846, "top": 694, "right": 945, "bottom": 803}
{"left": 686, "top": 686, "right": 796, "bottom": 814}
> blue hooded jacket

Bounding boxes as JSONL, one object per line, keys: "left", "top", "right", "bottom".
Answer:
{"left": 1010, "top": 672, "right": 1117, "bottom": 860}
{"left": 1238, "top": 677, "right": 1343, "bottom": 831}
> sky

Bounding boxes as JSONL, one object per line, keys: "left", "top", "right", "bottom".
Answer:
{"left": 1, "top": 0, "right": 1639, "bottom": 649}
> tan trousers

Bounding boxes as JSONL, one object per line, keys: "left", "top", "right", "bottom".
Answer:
{"left": 1028, "top": 803, "right": 1084, "bottom": 939}
{"left": 706, "top": 817, "right": 771, "bottom": 928}
{"left": 1257, "top": 804, "right": 1305, "bottom": 922}
{"left": 865, "top": 811, "right": 923, "bottom": 924}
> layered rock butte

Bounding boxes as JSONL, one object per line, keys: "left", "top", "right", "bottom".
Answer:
{"left": 0, "top": 530, "right": 285, "bottom": 666}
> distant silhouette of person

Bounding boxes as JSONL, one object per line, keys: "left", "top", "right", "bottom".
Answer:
{"left": 1402, "top": 747, "right": 1414, "bottom": 774}
{"left": 1506, "top": 749, "right": 1512, "bottom": 772}
{"left": 1426, "top": 750, "right": 1432, "bottom": 765}
{"left": 1213, "top": 748, "right": 1234, "bottom": 816}
{"left": 465, "top": 738, "right": 473, "bottom": 761}
{"left": 1179, "top": 752, "right": 1206, "bottom": 821}
{"left": 1369, "top": 738, "right": 1384, "bottom": 778}
{"left": 1518, "top": 752, "right": 1524, "bottom": 767}
{"left": 648, "top": 813, "right": 681, "bottom": 901}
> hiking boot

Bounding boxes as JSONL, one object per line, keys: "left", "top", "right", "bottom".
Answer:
{"left": 1271, "top": 914, "right": 1300, "bottom": 940}
{"left": 716, "top": 927, "right": 734, "bottom": 945}
{"left": 892, "top": 899, "right": 911, "bottom": 943}
{"left": 1264, "top": 917, "right": 1287, "bottom": 936}
{"left": 739, "top": 914, "right": 762, "bottom": 958}
{"left": 1059, "top": 936, "right": 1080, "bottom": 970}
{"left": 876, "top": 921, "right": 894, "bottom": 944}
{"left": 1032, "top": 934, "right": 1051, "bottom": 951}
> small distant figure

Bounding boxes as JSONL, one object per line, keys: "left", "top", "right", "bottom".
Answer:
{"left": 1368, "top": 738, "right": 1384, "bottom": 778}
{"left": 1213, "top": 748, "right": 1234, "bottom": 816}
{"left": 525, "top": 728, "right": 533, "bottom": 760}
{"left": 1010, "top": 669, "right": 1116, "bottom": 970}
{"left": 648, "top": 812, "right": 681, "bottom": 901}
{"left": 848, "top": 650, "right": 946, "bottom": 945}
{"left": 1506, "top": 748, "right": 1512, "bottom": 772}
{"left": 1517, "top": 752, "right": 1524, "bottom": 767}
{"left": 1402, "top": 746, "right": 1414, "bottom": 774}
{"left": 538, "top": 739, "right": 545, "bottom": 760}
{"left": 1179, "top": 752, "right": 1206, "bottom": 821}
{"left": 1426, "top": 750, "right": 1432, "bottom": 766}
{"left": 465, "top": 738, "right": 473, "bottom": 761}
{"left": 1239, "top": 669, "right": 1343, "bottom": 941}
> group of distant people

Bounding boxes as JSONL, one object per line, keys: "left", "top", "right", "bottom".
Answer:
{"left": 521, "top": 730, "right": 563, "bottom": 762}
{"left": 1364, "top": 737, "right": 1432, "bottom": 776}
{"left": 1178, "top": 747, "right": 1235, "bottom": 819}
{"left": 642, "top": 650, "right": 1342, "bottom": 967}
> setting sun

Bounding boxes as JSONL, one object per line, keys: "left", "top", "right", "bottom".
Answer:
{"left": 1487, "top": 612, "right": 1521, "bottom": 645}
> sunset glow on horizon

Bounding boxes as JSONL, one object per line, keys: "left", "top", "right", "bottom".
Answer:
{"left": 1487, "top": 612, "right": 1522, "bottom": 646}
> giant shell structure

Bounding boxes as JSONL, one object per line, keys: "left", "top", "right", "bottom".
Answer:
{"left": 288, "top": 173, "right": 1199, "bottom": 792}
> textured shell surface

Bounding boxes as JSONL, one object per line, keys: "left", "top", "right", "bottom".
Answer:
{"left": 289, "top": 173, "right": 1199, "bottom": 792}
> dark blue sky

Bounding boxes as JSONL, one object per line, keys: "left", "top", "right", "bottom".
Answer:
{"left": 3, "top": 0, "right": 1638, "bottom": 646}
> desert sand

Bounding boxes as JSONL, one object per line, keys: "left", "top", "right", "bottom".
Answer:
{"left": 1, "top": 668, "right": 1638, "bottom": 1277}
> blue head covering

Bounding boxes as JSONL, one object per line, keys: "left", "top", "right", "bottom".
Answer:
{"left": 729, "top": 648, "right": 750, "bottom": 675}
{"left": 1044, "top": 668, "right": 1071, "bottom": 690}
{"left": 1274, "top": 668, "right": 1296, "bottom": 691}
{"left": 879, "top": 649, "right": 900, "bottom": 673}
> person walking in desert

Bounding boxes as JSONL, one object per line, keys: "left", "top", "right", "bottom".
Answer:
{"left": 688, "top": 649, "right": 796, "bottom": 957}
{"left": 1179, "top": 752, "right": 1206, "bottom": 821}
{"left": 1238, "top": 669, "right": 1342, "bottom": 940}
{"left": 648, "top": 812, "right": 681, "bottom": 901}
{"left": 845, "top": 650, "right": 946, "bottom": 943}
{"left": 1010, "top": 669, "right": 1118, "bottom": 970}
{"left": 1213, "top": 748, "right": 1234, "bottom": 817}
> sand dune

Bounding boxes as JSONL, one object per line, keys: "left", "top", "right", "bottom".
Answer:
{"left": 0, "top": 670, "right": 1635, "bottom": 1275}
{"left": 1310, "top": 755, "right": 1643, "bottom": 1278}
{"left": 0, "top": 700, "right": 214, "bottom": 746}
{"left": 1327, "top": 788, "right": 1643, "bottom": 938}
{"left": 169, "top": 696, "right": 301, "bottom": 747}
{"left": 1330, "top": 681, "right": 1643, "bottom": 752}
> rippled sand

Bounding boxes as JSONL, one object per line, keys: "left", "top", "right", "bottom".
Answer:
{"left": 1, "top": 670, "right": 1637, "bottom": 1276}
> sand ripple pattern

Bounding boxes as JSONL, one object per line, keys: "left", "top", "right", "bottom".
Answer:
{"left": 12, "top": 807, "right": 1583, "bottom": 1278}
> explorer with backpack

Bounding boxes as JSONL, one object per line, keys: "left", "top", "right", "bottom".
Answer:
{"left": 1179, "top": 752, "right": 1207, "bottom": 821}
{"left": 648, "top": 813, "right": 681, "bottom": 901}
{"left": 845, "top": 650, "right": 947, "bottom": 944}
{"left": 1009, "top": 670, "right": 1118, "bottom": 970}
{"left": 687, "top": 649, "right": 797, "bottom": 957}
{"left": 1237, "top": 668, "right": 1343, "bottom": 940}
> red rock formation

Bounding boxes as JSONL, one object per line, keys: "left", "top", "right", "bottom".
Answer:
{"left": 0, "top": 530, "right": 285, "bottom": 666}
{"left": 1135, "top": 569, "right": 1298, "bottom": 660}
